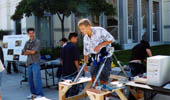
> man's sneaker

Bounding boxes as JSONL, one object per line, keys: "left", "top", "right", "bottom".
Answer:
{"left": 35, "top": 96, "right": 42, "bottom": 98}
{"left": 34, "top": 96, "right": 44, "bottom": 100}
{"left": 26, "top": 94, "right": 36, "bottom": 99}
{"left": 35, "top": 96, "right": 51, "bottom": 100}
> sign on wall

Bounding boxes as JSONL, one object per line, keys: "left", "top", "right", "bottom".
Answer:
{"left": 2, "top": 35, "right": 29, "bottom": 62}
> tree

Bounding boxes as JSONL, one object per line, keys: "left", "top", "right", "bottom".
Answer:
{"left": 11, "top": 0, "right": 115, "bottom": 38}
{"left": 12, "top": 0, "right": 77, "bottom": 38}
{"left": 0, "top": 30, "right": 10, "bottom": 40}
{"left": 45, "top": 0, "right": 77, "bottom": 38}
{"left": 77, "top": 0, "right": 116, "bottom": 25}
{"left": 87, "top": 0, "right": 115, "bottom": 16}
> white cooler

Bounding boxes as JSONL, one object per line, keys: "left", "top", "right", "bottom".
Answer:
{"left": 147, "top": 55, "right": 170, "bottom": 86}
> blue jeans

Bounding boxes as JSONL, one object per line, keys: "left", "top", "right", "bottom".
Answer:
{"left": 27, "top": 63, "right": 43, "bottom": 96}
{"left": 0, "top": 71, "right": 3, "bottom": 86}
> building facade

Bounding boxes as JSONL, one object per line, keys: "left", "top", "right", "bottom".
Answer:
{"left": 0, "top": 0, "right": 75, "bottom": 48}
{"left": 0, "top": 0, "right": 170, "bottom": 49}
{"left": 104, "top": 0, "right": 170, "bottom": 49}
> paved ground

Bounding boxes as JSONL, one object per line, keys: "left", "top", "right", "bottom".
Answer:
{"left": 1, "top": 70, "right": 170, "bottom": 100}
{"left": 1, "top": 71, "right": 58, "bottom": 100}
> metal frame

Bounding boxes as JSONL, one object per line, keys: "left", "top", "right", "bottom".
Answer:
{"left": 74, "top": 62, "right": 87, "bottom": 82}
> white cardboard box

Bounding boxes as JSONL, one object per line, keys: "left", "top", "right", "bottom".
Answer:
{"left": 147, "top": 56, "right": 170, "bottom": 86}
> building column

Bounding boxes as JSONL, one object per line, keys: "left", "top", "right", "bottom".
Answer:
{"left": 71, "top": 13, "right": 76, "bottom": 32}
{"left": 118, "top": 0, "right": 128, "bottom": 44}
{"left": 158, "top": 0, "right": 163, "bottom": 41}
{"left": 133, "top": 0, "right": 142, "bottom": 43}
{"left": 99, "top": 12, "right": 107, "bottom": 29}
{"left": 146, "top": 0, "right": 153, "bottom": 42}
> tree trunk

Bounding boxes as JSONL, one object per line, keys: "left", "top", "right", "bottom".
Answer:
{"left": 57, "top": 13, "right": 65, "bottom": 38}
{"left": 61, "top": 19, "right": 65, "bottom": 38}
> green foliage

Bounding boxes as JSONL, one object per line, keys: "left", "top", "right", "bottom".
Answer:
{"left": 46, "top": 0, "right": 77, "bottom": 17}
{"left": 40, "top": 47, "right": 61, "bottom": 59}
{"left": 40, "top": 45, "right": 170, "bottom": 65}
{"left": 11, "top": 0, "right": 46, "bottom": 20}
{"left": 76, "top": 0, "right": 116, "bottom": 18}
{"left": 0, "top": 30, "right": 11, "bottom": 40}
{"left": 112, "top": 43, "right": 122, "bottom": 50}
{"left": 40, "top": 45, "right": 84, "bottom": 60}
{"left": 12, "top": 0, "right": 115, "bottom": 20}
{"left": 11, "top": 0, "right": 77, "bottom": 20}
{"left": 113, "top": 49, "right": 131, "bottom": 65}
{"left": 151, "top": 45, "right": 170, "bottom": 56}
{"left": 86, "top": 0, "right": 116, "bottom": 16}
{"left": 11, "top": 0, "right": 116, "bottom": 38}
{"left": 113, "top": 45, "right": 170, "bottom": 65}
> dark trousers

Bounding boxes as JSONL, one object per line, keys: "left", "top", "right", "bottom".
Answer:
{"left": 129, "top": 62, "right": 146, "bottom": 77}
{"left": 56, "top": 65, "right": 62, "bottom": 78}
{"left": 7, "top": 61, "right": 18, "bottom": 73}
{"left": 128, "top": 62, "right": 146, "bottom": 100}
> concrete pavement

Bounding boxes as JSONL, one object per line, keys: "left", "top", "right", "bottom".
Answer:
{"left": 1, "top": 71, "right": 170, "bottom": 100}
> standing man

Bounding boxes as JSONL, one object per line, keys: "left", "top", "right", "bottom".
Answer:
{"left": 59, "top": 38, "right": 68, "bottom": 48}
{"left": 22, "top": 28, "right": 43, "bottom": 99}
{"left": 59, "top": 38, "right": 68, "bottom": 66}
{"left": 78, "top": 19, "right": 115, "bottom": 100}
{"left": 61, "top": 32, "right": 80, "bottom": 97}
{"left": 56, "top": 38, "right": 68, "bottom": 80}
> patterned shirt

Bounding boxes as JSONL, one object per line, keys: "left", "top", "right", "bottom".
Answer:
{"left": 22, "top": 38, "right": 41, "bottom": 66}
{"left": 83, "top": 27, "right": 115, "bottom": 55}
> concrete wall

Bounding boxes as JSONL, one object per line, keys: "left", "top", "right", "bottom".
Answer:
{"left": 0, "top": 0, "right": 21, "bottom": 34}
{"left": 0, "top": 0, "right": 170, "bottom": 47}
{"left": 0, "top": 0, "right": 10, "bottom": 30}
{"left": 0, "top": 0, "right": 75, "bottom": 48}
{"left": 0, "top": 0, "right": 34, "bottom": 34}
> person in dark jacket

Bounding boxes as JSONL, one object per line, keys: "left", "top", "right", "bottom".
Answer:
{"left": 128, "top": 40, "right": 152, "bottom": 100}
